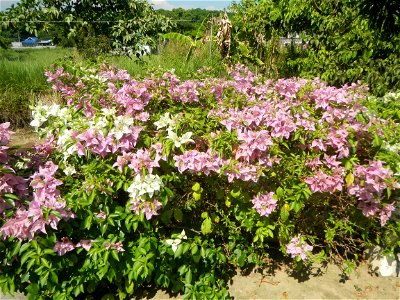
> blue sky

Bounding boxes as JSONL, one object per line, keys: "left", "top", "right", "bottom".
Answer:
{"left": 0, "top": 0, "right": 233, "bottom": 11}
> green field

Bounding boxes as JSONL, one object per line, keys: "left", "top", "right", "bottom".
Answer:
{"left": 0, "top": 43, "right": 223, "bottom": 127}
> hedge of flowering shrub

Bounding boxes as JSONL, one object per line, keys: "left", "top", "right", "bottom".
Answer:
{"left": 0, "top": 62, "right": 399, "bottom": 299}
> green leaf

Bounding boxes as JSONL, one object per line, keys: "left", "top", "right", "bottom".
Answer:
{"left": 161, "top": 209, "right": 173, "bottom": 225}
{"left": 193, "top": 192, "right": 201, "bottom": 201}
{"left": 185, "top": 269, "right": 192, "bottom": 284}
{"left": 280, "top": 204, "right": 290, "bottom": 221}
{"left": 10, "top": 241, "right": 21, "bottom": 257}
{"left": 83, "top": 214, "right": 92, "bottom": 230}
{"left": 162, "top": 32, "right": 192, "bottom": 45}
{"left": 26, "top": 283, "right": 39, "bottom": 296}
{"left": 276, "top": 187, "right": 284, "bottom": 198}
{"left": 290, "top": 201, "right": 302, "bottom": 213}
{"left": 201, "top": 217, "right": 213, "bottom": 235}
{"left": 174, "top": 209, "right": 183, "bottom": 222}
{"left": 230, "top": 188, "right": 241, "bottom": 198}
{"left": 174, "top": 244, "right": 184, "bottom": 258}
{"left": 192, "top": 182, "right": 201, "bottom": 192}
{"left": 111, "top": 250, "right": 119, "bottom": 261}
{"left": 125, "top": 281, "right": 134, "bottom": 294}
{"left": 345, "top": 173, "right": 354, "bottom": 187}
{"left": 191, "top": 244, "right": 198, "bottom": 255}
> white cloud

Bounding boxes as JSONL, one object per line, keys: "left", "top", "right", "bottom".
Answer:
{"left": 150, "top": 0, "right": 231, "bottom": 10}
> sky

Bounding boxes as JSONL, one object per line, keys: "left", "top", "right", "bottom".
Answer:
{"left": 0, "top": 0, "right": 233, "bottom": 11}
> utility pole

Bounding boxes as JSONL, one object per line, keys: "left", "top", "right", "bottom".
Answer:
{"left": 210, "top": 14, "right": 213, "bottom": 59}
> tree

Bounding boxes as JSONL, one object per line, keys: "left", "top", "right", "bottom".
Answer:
{"left": 2, "top": 0, "right": 173, "bottom": 51}
{"left": 157, "top": 8, "right": 222, "bottom": 38}
{"left": 230, "top": 0, "right": 400, "bottom": 95}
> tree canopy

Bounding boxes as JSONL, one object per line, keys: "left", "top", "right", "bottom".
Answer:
{"left": 157, "top": 8, "right": 223, "bottom": 37}
{"left": 230, "top": 0, "right": 400, "bottom": 95}
{"left": 1, "top": 0, "right": 173, "bottom": 50}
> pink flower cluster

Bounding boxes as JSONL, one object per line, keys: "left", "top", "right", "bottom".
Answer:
{"left": 252, "top": 192, "right": 278, "bottom": 217}
{"left": 286, "top": 235, "right": 313, "bottom": 261}
{"left": 174, "top": 150, "right": 224, "bottom": 175}
{"left": 236, "top": 130, "right": 273, "bottom": 162}
{"left": 0, "top": 173, "right": 28, "bottom": 200}
{"left": 111, "top": 81, "right": 153, "bottom": 116}
{"left": 304, "top": 170, "right": 343, "bottom": 193}
{"left": 348, "top": 161, "right": 398, "bottom": 226}
{"left": 113, "top": 148, "right": 161, "bottom": 174}
{"left": 0, "top": 123, "right": 29, "bottom": 215}
{"left": 0, "top": 162, "right": 73, "bottom": 240}
{"left": 0, "top": 122, "right": 12, "bottom": 164}
{"left": 54, "top": 237, "right": 92, "bottom": 256}
{"left": 170, "top": 80, "right": 204, "bottom": 103}
{"left": 73, "top": 126, "right": 142, "bottom": 157}
{"left": 130, "top": 198, "right": 162, "bottom": 220}
{"left": 173, "top": 148, "right": 263, "bottom": 182}
{"left": 104, "top": 241, "right": 124, "bottom": 253}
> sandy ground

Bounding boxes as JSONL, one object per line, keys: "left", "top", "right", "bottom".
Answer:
{"left": 1, "top": 262, "right": 398, "bottom": 300}
{"left": 133, "top": 262, "right": 400, "bottom": 300}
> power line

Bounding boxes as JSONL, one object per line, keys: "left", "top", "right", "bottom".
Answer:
{"left": 0, "top": 19, "right": 200, "bottom": 23}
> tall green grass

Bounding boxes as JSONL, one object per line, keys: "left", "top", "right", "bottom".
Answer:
{"left": 0, "top": 44, "right": 225, "bottom": 127}
{"left": 110, "top": 41, "right": 226, "bottom": 79}
{"left": 0, "top": 48, "right": 75, "bottom": 126}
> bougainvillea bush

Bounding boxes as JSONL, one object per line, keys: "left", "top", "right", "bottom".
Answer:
{"left": 0, "top": 62, "right": 399, "bottom": 299}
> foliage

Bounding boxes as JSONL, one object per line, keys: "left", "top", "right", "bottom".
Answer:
{"left": 2, "top": 0, "right": 172, "bottom": 52}
{"left": 229, "top": 0, "right": 400, "bottom": 96}
{"left": 0, "top": 48, "right": 73, "bottom": 127}
{"left": 366, "top": 92, "right": 400, "bottom": 123}
{"left": 0, "top": 44, "right": 225, "bottom": 127}
{"left": 158, "top": 8, "right": 222, "bottom": 38}
{"left": 162, "top": 14, "right": 211, "bottom": 63}
{"left": 0, "top": 62, "right": 399, "bottom": 299}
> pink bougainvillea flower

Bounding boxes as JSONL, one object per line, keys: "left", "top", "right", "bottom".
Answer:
{"left": 54, "top": 237, "right": 75, "bottom": 256}
{"left": 286, "top": 235, "right": 313, "bottom": 261}
{"left": 252, "top": 192, "right": 278, "bottom": 217}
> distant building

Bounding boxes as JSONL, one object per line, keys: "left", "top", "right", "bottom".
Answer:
{"left": 279, "top": 33, "right": 302, "bottom": 46}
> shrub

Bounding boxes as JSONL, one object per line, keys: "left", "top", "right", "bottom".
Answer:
{"left": 0, "top": 62, "right": 399, "bottom": 299}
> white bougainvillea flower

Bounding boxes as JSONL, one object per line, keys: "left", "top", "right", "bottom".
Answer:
{"left": 111, "top": 115, "right": 135, "bottom": 140}
{"left": 63, "top": 165, "right": 76, "bottom": 176}
{"left": 30, "top": 105, "right": 48, "bottom": 129}
{"left": 166, "top": 130, "right": 194, "bottom": 148}
{"left": 165, "top": 230, "right": 187, "bottom": 253}
{"left": 154, "top": 112, "right": 177, "bottom": 130}
{"left": 101, "top": 107, "right": 117, "bottom": 117}
{"left": 127, "top": 174, "right": 163, "bottom": 199}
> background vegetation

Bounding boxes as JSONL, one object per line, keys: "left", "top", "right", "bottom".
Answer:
{"left": 230, "top": 0, "right": 400, "bottom": 96}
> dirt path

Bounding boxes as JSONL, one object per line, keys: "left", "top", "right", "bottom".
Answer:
{"left": 130, "top": 262, "right": 399, "bottom": 299}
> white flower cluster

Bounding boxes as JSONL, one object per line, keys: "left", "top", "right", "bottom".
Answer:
{"left": 127, "top": 174, "right": 163, "bottom": 200}
{"left": 166, "top": 130, "right": 194, "bottom": 148}
{"left": 154, "top": 112, "right": 177, "bottom": 130}
{"left": 165, "top": 230, "right": 187, "bottom": 253}
{"left": 30, "top": 103, "right": 71, "bottom": 130}
{"left": 155, "top": 112, "right": 194, "bottom": 148}
{"left": 80, "top": 66, "right": 107, "bottom": 84}
{"left": 382, "top": 141, "right": 400, "bottom": 154}
{"left": 110, "top": 115, "right": 136, "bottom": 139}
{"left": 381, "top": 92, "right": 400, "bottom": 104}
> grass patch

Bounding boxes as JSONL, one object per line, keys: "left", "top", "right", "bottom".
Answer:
{"left": 109, "top": 41, "right": 226, "bottom": 79}
{"left": 0, "top": 44, "right": 225, "bottom": 127}
{"left": 0, "top": 48, "right": 76, "bottom": 126}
